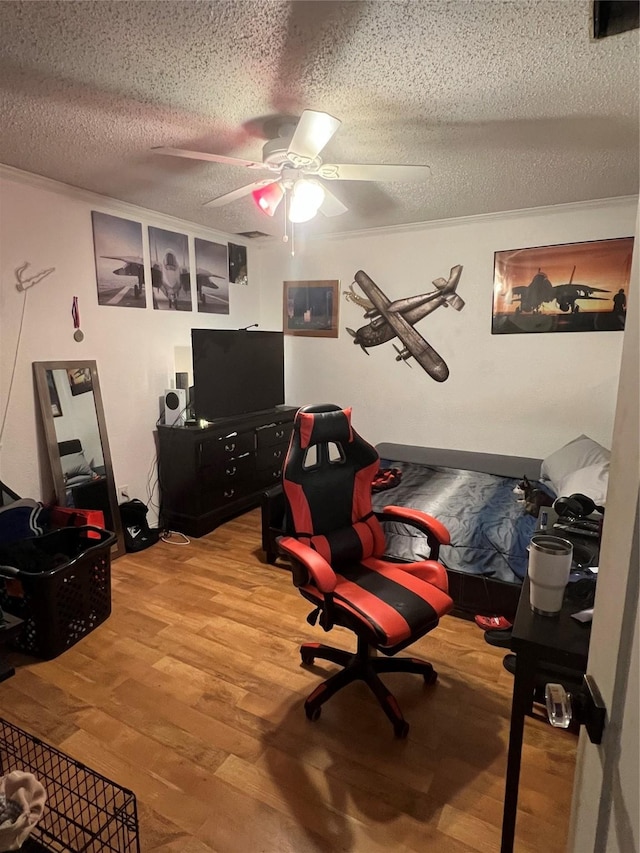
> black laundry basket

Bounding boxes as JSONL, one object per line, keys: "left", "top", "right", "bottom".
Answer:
{"left": 0, "top": 526, "right": 115, "bottom": 660}
{"left": 0, "top": 717, "right": 140, "bottom": 852}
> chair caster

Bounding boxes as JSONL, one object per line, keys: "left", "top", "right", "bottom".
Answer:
{"left": 301, "top": 649, "right": 316, "bottom": 665}
{"left": 423, "top": 668, "right": 438, "bottom": 686}
{"left": 305, "top": 704, "right": 321, "bottom": 722}
{"left": 394, "top": 720, "right": 410, "bottom": 739}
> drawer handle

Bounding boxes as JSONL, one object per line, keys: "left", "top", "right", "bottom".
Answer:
{"left": 223, "top": 488, "right": 235, "bottom": 499}
{"left": 275, "top": 429, "right": 284, "bottom": 439}
{"left": 272, "top": 470, "right": 281, "bottom": 479}
{"left": 226, "top": 465, "right": 237, "bottom": 476}
{"left": 225, "top": 442, "right": 236, "bottom": 453}
{"left": 273, "top": 449, "right": 283, "bottom": 459}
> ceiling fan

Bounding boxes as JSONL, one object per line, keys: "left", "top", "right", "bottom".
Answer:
{"left": 153, "top": 110, "right": 431, "bottom": 223}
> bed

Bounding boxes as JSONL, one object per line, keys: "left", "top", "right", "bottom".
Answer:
{"left": 370, "top": 443, "right": 546, "bottom": 618}
{"left": 58, "top": 439, "right": 107, "bottom": 508}
{"left": 372, "top": 436, "right": 609, "bottom": 619}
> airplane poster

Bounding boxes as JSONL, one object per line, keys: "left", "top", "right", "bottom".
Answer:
{"left": 149, "top": 226, "right": 192, "bottom": 311}
{"left": 91, "top": 212, "right": 147, "bottom": 308}
{"left": 194, "top": 238, "right": 230, "bottom": 315}
{"left": 492, "top": 237, "right": 634, "bottom": 334}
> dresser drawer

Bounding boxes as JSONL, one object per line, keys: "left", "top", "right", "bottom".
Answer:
{"left": 257, "top": 463, "right": 285, "bottom": 488}
{"left": 256, "top": 443, "right": 287, "bottom": 471}
{"left": 256, "top": 422, "right": 293, "bottom": 449}
{"left": 200, "top": 453, "right": 254, "bottom": 505}
{"left": 198, "top": 431, "right": 255, "bottom": 467}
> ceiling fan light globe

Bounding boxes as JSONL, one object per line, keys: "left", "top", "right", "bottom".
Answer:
{"left": 288, "top": 179, "right": 325, "bottom": 222}
{"left": 251, "top": 181, "right": 284, "bottom": 217}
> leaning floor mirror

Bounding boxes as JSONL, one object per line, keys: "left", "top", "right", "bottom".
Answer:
{"left": 33, "top": 360, "right": 125, "bottom": 559}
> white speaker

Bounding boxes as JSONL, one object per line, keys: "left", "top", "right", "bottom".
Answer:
{"left": 164, "top": 388, "right": 187, "bottom": 426}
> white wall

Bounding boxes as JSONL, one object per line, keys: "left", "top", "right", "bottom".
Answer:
{"left": 257, "top": 197, "right": 636, "bottom": 459}
{"left": 1, "top": 169, "right": 635, "bottom": 526}
{"left": 0, "top": 168, "right": 262, "bottom": 518}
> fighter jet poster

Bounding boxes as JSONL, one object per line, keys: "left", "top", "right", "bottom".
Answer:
{"left": 91, "top": 212, "right": 146, "bottom": 308}
{"left": 194, "top": 238, "right": 230, "bottom": 315}
{"left": 492, "top": 237, "right": 634, "bottom": 334}
{"left": 149, "top": 226, "right": 192, "bottom": 311}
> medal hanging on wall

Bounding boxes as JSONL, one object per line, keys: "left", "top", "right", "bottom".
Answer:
{"left": 72, "top": 296, "right": 84, "bottom": 342}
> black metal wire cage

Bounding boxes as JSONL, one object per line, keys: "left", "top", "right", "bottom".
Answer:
{"left": 0, "top": 718, "right": 140, "bottom": 852}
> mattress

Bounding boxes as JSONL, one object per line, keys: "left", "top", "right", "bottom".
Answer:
{"left": 372, "top": 459, "right": 551, "bottom": 585}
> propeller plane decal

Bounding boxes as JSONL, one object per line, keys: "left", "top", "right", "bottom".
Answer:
{"left": 344, "top": 266, "right": 465, "bottom": 382}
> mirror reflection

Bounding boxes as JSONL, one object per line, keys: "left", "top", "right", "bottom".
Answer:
{"left": 33, "top": 360, "right": 125, "bottom": 559}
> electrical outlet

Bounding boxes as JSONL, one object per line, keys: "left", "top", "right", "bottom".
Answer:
{"left": 117, "top": 485, "right": 130, "bottom": 504}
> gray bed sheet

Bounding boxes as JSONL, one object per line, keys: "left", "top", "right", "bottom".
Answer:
{"left": 372, "top": 444, "right": 546, "bottom": 586}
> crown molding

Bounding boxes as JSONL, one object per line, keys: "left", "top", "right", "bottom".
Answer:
{"left": 275, "top": 194, "right": 639, "bottom": 247}
{"left": 0, "top": 163, "right": 248, "bottom": 245}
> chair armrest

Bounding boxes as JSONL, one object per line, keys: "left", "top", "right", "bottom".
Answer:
{"left": 376, "top": 505, "right": 450, "bottom": 562}
{"left": 278, "top": 536, "right": 337, "bottom": 593}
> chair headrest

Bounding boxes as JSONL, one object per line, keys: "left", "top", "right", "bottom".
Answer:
{"left": 298, "top": 407, "right": 353, "bottom": 450}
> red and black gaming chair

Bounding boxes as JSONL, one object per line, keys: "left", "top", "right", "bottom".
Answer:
{"left": 277, "top": 404, "right": 454, "bottom": 737}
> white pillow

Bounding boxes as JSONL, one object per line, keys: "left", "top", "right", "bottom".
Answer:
{"left": 540, "top": 435, "right": 610, "bottom": 494}
{"left": 60, "top": 450, "right": 93, "bottom": 479}
{"left": 554, "top": 462, "right": 610, "bottom": 506}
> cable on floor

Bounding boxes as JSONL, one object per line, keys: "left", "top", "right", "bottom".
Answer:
{"left": 160, "top": 530, "right": 190, "bottom": 545}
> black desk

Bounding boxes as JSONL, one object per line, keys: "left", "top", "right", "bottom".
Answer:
{"left": 500, "top": 576, "right": 591, "bottom": 853}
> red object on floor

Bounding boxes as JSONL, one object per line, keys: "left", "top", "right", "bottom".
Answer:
{"left": 474, "top": 614, "right": 512, "bottom": 630}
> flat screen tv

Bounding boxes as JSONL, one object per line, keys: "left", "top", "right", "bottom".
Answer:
{"left": 191, "top": 329, "right": 285, "bottom": 421}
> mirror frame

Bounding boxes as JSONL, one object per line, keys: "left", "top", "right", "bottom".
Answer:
{"left": 33, "top": 359, "right": 126, "bottom": 559}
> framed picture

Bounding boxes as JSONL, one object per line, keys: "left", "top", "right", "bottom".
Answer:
{"left": 492, "top": 237, "right": 634, "bottom": 334}
{"left": 149, "top": 226, "right": 192, "bottom": 311}
{"left": 228, "top": 243, "right": 248, "bottom": 285}
{"left": 91, "top": 211, "right": 147, "bottom": 308}
{"left": 194, "top": 238, "right": 230, "bottom": 314}
{"left": 283, "top": 280, "right": 340, "bottom": 338}
{"left": 47, "top": 371, "right": 62, "bottom": 417}
{"left": 67, "top": 367, "right": 93, "bottom": 396}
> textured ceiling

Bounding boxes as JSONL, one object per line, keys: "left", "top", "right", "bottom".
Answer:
{"left": 0, "top": 0, "right": 638, "bottom": 239}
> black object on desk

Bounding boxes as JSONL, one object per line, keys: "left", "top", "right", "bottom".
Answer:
{"left": 500, "top": 576, "right": 591, "bottom": 853}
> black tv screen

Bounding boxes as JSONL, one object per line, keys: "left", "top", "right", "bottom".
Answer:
{"left": 191, "top": 329, "right": 285, "bottom": 421}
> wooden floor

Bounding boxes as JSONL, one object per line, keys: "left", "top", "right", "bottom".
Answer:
{"left": 1, "top": 509, "right": 578, "bottom": 852}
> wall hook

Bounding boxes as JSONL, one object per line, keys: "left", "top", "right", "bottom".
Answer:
{"left": 15, "top": 262, "right": 55, "bottom": 292}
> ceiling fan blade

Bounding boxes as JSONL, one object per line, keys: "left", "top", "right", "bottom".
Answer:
{"left": 203, "top": 179, "right": 279, "bottom": 208}
{"left": 318, "top": 163, "right": 431, "bottom": 182}
{"left": 319, "top": 186, "right": 348, "bottom": 217}
{"left": 287, "top": 110, "right": 341, "bottom": 166}
{"left": 153, "top": 147, "right": 268, "bottom": 170}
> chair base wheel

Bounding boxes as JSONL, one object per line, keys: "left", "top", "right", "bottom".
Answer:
{"left": 394, "top": 720, "right": 410, "bottom": 739}
{"left": 301, "top": 649, "right": 316, "bottom": 665}
{"left": 423, "top": 668, "right": 438, "bottom": 686}
{"left": 305, "top": 704, "right": 321, "bottom": 722}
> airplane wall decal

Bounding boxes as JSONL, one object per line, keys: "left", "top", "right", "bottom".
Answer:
{"left": 344, "top": 265, "right": 465, "bottom": 382}
{"left": 511, "top": 265, "right": 610, "bottom": 314}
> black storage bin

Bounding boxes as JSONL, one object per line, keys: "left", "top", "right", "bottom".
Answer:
{"left": 0, "top": 717, "right": 140, "bottom": 852}
{"left": 0, "top": 526, "right": 115, "bottom": 660}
